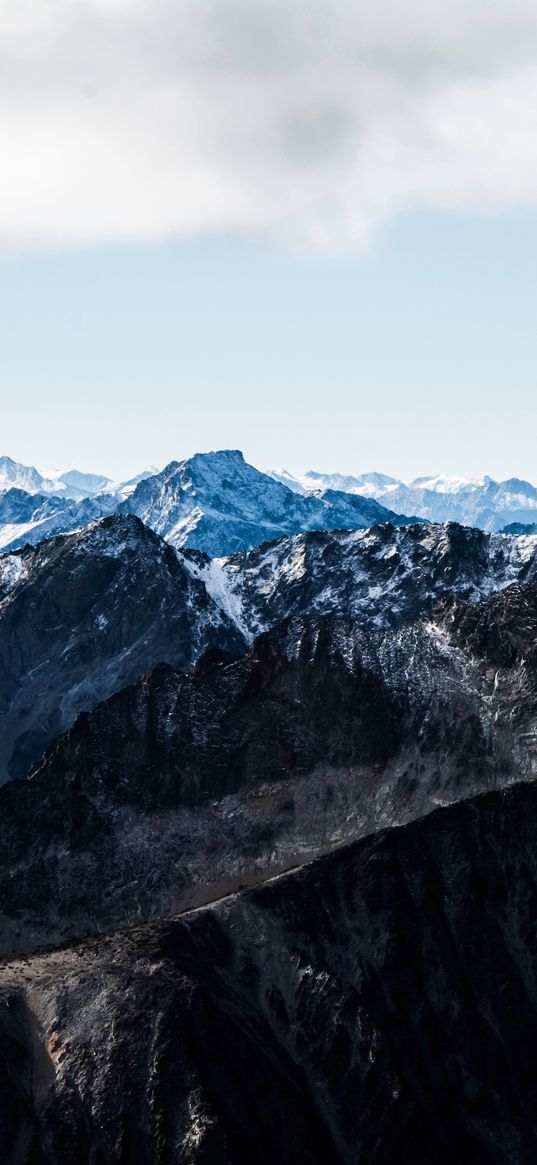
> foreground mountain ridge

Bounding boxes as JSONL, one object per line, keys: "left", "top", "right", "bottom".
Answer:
{"left": 1, "top": 457, "right": 537, "bottom": 1160}
{"left": 2, "top": 729, "right": 537, "bottom": 1159}
{"left": 1, "top": 567, "right": 537, "bottom": 956}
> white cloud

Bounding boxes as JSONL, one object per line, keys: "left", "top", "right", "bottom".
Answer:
{"left": 2, "top": 0, "right": 537, "bottom": 251}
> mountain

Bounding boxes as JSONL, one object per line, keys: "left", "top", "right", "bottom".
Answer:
{"left": 270, "top": 467, "right": 401, "bottom": 497}
{"left": 0, "top": 452, "right": 420, "bottom": 556}
{"left": 273, "top": 468, "right": 537, "bottom": 532}
{"left": 0, "top": 488, "right": 117, "bottom": 551}
{"left": 4, "top": 453, "right": 537, "bottom": 536}
{"left": 2, "top": 568, "right": 537, "bottom": 955}
{"left": 120, "top": 449, "right": 420, "bottom": 554}
{"left": 378, "top": 475, "right": 537, "bottom": 531}
{"left": 1, "top": 518, "right": 535, "bottom": 783}
{"left": 2, "top": 778, "right": 537, "bottom": 1163}
{"left": 0, "top": 455, "right": 158, "bottom": 503}
{"left": 0, "top": 455, "right": 47, "bottom": 494}
{"left": 0, "top": 515, "right": 243, "bottom": 781}
{"left": 2, "top": 578, "right": 537, "bottom": 1159}
{"left": 502, "top": 521, "right": 537, "bottom": 535}
{"left": 0, "top": 455, "right": 113, "bottom": 500}
{"left": 2, "top": 515, "right": 537, "bottom": 1157}
{"left": 196, "top": 520, "right": 537, "bottom": 641}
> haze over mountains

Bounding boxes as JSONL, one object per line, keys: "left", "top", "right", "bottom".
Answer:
{"left": 0, "top": 455, "right": 156, "bottom": 501}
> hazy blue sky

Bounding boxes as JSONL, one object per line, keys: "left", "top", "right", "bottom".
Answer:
{"left": 1, "top": 1, "right": 536, "bottom": 481}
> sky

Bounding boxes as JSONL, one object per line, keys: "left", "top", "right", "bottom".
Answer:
{"left": 1, "top": 0, "right": 537, "bottom": 482}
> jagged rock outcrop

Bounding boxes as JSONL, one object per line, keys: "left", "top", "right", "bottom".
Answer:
{"left": 2, "top": 780, "right": 537, "bottom": 1163}
{"left": 502, "top": 521, "right": 537, "bottom": 535}
{"left": 1, "top": 575, "right": 537, "bottom": 956}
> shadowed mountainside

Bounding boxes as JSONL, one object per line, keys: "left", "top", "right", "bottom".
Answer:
{"left": 2, "top": 780, "right": 537, "bottom": 1163}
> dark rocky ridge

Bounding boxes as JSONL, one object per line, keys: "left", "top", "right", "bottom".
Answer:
{"left": 1, "top": 575, "right": 537, "bottom": 956}
{"left": 0, "top": 515, "right": 243, "bottom": 781}
{"left": 3, "top": 779, "right": 537, "bottom": 1163}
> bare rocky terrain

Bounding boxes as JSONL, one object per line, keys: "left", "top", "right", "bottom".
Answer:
{"left": 3, "top": 779, "right": 537, "bottom": 1164}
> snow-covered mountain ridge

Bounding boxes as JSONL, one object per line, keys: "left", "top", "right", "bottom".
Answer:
{"left": 119, "top": 449, "right": 423, "bottom": 555}
{"left": 0, "top": 455, "right": 157, "bottom": 501}
{"left": 1, "top": 512, "right": 535, "bottom": 782}
{"left": 194, "top": 520, "right": 537, "bottom": 642}
{"left": 270, "top": 467, "right": 537, "bottom": 532}
{"left": 3, "top": 450, "right": 536, "bottom": 551}
{"left": 0, "top": 450, "right": 421, "bottom": 556}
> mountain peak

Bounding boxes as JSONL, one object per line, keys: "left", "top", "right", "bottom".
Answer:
{"left": 120, "top": 451, "right": 414, "bottom": 555}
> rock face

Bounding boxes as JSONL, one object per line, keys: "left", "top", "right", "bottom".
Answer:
{"left": 1, "top": 571, "right": 537, "bottom": 956}
{"left": 1, "top": 518, "right": 537, "bottom": 1160}
{"left": 3, "top": 779, "right": 537, "bottom": 1163}
{"left": 119, "top": 449, "right": 418, "bottom": 554}
{"left": 0, "top": 515, "right": 243, "bottom": 782}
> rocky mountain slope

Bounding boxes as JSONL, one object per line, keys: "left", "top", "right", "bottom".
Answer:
{"left": 1, "top": 509, "right": 537, "bottom": 1160}
{"left": 2, "top": 778, "right": 537, "bottom": 1163}
{"left": 0, "top": 515, "right": 242, "bottom": 782}
{"left": 5, "top": 451, "right": 537, "bottom": 540}
{"left": 1, "top": 517, "right": 535, "bottom": 784}
{"left": 502, "top": 521, "right": 537, "bottom": 535}
{"left": 1, "top": 568, "right": 537, "bottom": 956}
{"left": 208, "top": 520, "right": 537, "bottom": 639}
{"left": 275, "top": 468, "right": 537, "bottom": 532}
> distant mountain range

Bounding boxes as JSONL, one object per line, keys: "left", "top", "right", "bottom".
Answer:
{"left": 0, "top": 450, "right": 421, "bottom": 555}
{"left": 1, "top": 452, "right": 537, "bottom": 556}
{"left": 270, "top": 468, "right": 537, "bottom": 532}
{"left": 0, "top": 455, "right": 157, "bottom": 501}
